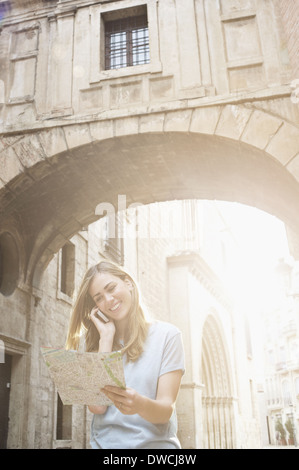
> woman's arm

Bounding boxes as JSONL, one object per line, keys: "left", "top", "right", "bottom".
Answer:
{"left": 87, "top": 334, "right": 113, "bottom": 414}
{"left": 102, "top": 369, "right": 183, "bottom": 424}
{"left": 87, "top": 331, "right": 113, "bottom": 414}
{"left": 88, "top": 308, "right": 115, "bottom": 415}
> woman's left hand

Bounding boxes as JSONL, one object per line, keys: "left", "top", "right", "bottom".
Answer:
{"left": 101, "top": 385, "right": 142, "bottom": 415}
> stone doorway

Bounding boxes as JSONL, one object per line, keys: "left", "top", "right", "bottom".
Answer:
{"left": 0, "top": 354, "right": 12, "bottom": 449}
{"left": 202, "top": 314, "right": 235, "bottom": 448}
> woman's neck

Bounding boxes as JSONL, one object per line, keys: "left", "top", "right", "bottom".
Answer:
{"left": 115, "top": 318, "right": 128, "bottom": 344}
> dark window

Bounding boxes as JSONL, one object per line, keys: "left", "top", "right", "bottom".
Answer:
{"left": 105, "top": 14, "right": 150, "bottom": 70}
{"left": 60, "top": 242, "right": 75, "bottom": 298}
{"left": 56, "top": 395, "right": 72, "bottom": 441}
{"left": 0, "top": 232, "right": 19, "bottom": 297}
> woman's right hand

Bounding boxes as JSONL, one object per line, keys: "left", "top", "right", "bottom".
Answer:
{"left": 89, "top": 306, "right": 116, "bottom": 350}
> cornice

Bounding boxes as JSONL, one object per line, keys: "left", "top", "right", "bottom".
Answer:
{"left": 0, "top": 0, "right": 126, "bottom": 26}
{"left": 167, "top": 250, "right": 234, "bottom": 313}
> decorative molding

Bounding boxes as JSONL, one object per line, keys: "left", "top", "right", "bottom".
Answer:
{"left": 167, "top": 251, "right": 234, "bottom": 312}
{"left": 0, "top": 333, "right": 31, "bottom": 355}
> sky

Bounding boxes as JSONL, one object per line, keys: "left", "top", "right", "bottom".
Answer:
{"left": 213, "top": 201, "right": 293, "bottom": 377}
{"left": 214, "top": 200, "right": 291, "bottom": 311}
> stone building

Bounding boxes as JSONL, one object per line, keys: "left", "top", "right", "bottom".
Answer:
{"left": 262, "top": 258, "right": 299, "bottom": 446}
{"left": 98, "top": 199, "right": 264, "bottom": 449}
{"left": 0, "top": 0, "right": 299, "bottom": 448}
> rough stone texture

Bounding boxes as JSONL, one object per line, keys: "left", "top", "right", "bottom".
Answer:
{"left": 241, "top": 110, "right": 282, "bottom": 150}
{"left": 279, "top": 0, "right": 299, "bottom": 78}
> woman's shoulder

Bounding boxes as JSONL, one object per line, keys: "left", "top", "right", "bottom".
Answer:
{"left": 148, "top": 319, "right": 182, "bottom": 338}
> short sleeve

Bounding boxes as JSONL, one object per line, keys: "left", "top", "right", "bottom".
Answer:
{"left": 159, "top": 330, "right": 185, "bottom": 377}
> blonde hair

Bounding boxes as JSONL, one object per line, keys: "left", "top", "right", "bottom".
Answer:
{"left": 65, "top": 260, "right": 149, "bottom": 362}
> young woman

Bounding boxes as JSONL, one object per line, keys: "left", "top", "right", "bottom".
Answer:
{"left": 65, "top": 260, "right": 185, "bottom": 449}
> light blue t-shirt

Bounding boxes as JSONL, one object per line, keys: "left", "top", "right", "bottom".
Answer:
{"left": 90, "top": 321, "right": 185, "bottom": 449}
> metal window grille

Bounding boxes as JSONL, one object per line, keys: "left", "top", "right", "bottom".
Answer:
{"left": 105, "top": 14, "right": 150, "bottom": 70}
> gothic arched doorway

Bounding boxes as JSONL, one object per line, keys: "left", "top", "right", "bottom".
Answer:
{"left": 202, "top": 314, "right": 236, "bottom": 448}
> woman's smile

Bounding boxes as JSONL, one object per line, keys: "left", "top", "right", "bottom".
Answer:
{"left": 109, "top": 301, "right": 122, "bottom": 312}
{"left": 89, "top": 272, "right": 133, "bottom": 327}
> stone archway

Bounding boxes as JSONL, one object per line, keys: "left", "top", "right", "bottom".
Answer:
{"left": 1, "top": 105, "right": 299, "bottom": 291}
{"left": 201, "top": 313, "right": 235, "bottom": 449}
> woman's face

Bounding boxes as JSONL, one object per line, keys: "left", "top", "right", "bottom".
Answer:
{"left": 88, "top": 272, "right": 133, "bottom": 324}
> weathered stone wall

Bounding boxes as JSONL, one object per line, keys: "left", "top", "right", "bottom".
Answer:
{"left": 279, "top": 0, "right": 299, "bottom": 78}
{"left": 0, "top": 0, "right": 294, "bottom": 134}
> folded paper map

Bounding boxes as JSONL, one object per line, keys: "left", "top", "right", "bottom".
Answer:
{"left": 41, "top": 347, "right": 126, "bottom": 406}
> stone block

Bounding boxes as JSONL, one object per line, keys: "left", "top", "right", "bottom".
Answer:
{"left": 89, "top": 120, "right": 113, "bottom": 142}
{"left": 223, "top": 16, "right": 261, "bottom": 63}
{"left": 0, "top": 146, "right": 24, "bottom": 183}
{"left": 190, "top": 106, "right": 221, "bottom": 135}
{"left": 64, "top": 124, "right": 92, "bottom": 150}
{"left": 114, "top": 116, "right": 139, "bottom": 137}
{"left": 39, "top": 127, "right": 68, "bottom": 157}
{"left": 241, "top": 110, "right": 282, "bottom": 149}
{"left": 139, "top": 113, "right": 165, "bottom": 134}
{"left": 110, "top": 81, "right": 142, "bottom": 107}
{"left": 79, "top": 87, "right": 103, "bottom": 112}
{"left": 228, "top": 64, "right": 265, "bottom": 92}
{"left": 215, "top": 105, "right": 252, "bottom": 140}
{"left": 164, "top": 110, "right": 192, "bottom": 132}
{"left": 12, "top": 135, "right": 45, "bottom": 168}
{"left": 286, "top": 153, "right": 299, "bottom": 183}
{"left": 149, "top": 77, "right": 174, "bottom": 101}
{"left": 266, "top": 122, "right": 299, "bottom": 165}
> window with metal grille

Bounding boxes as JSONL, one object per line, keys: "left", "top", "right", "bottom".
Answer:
{"left": 105, "top": 14, "right": 150, "bottom": 70}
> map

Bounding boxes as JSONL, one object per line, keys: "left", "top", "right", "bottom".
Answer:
{"left": 41, "top": 347, "right": 126, "bottom": 406}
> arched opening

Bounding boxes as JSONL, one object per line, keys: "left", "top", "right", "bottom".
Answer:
{"left": 1, "top": 130, "right": 299, "bottom": 288}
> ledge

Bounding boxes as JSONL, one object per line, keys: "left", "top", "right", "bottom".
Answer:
{"left": 0, "top": 84, "right": 293, "bottom": 136}
{"left": 0, "top": 333, "right": 31, "bottom": 355}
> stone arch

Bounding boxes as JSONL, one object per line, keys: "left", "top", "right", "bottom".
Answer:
{"left": 1, "top": 105, "right": 299, "bottom": 287}
{"left": 201, "top": 313, "right": 235, "bottom": 449}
